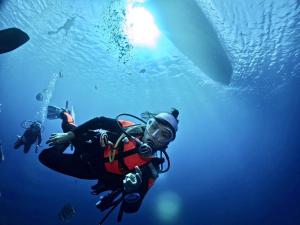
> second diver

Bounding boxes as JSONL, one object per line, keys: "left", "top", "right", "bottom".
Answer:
{"left": 14, "top": 120, "right": 42, "bottom": 153}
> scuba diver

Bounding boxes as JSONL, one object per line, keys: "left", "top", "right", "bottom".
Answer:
{"left": 14, "top": 120, "right": 42, "bottom": 153}
{"left": 39, "top": 103, "right": 179, "bottom": 224}
{"left": 47, "top": 17, "right": 76, "bottom": 36}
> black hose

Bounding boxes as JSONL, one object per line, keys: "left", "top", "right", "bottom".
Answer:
{"left": 159, "top": 149, "right": 170, "bottom": 173}
{"left": 115, "top": 113, "right": 146, "bottom": 141}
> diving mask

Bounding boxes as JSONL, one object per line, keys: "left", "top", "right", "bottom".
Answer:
{"left": 145, "top": 118, "right": 174, "bottom": 144}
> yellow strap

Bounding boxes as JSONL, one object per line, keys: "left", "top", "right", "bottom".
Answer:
{"left": 109, "top": 148, "right": 116, "bottom": 163}
{"left": 109, "top": 124, "right": 146, "bottom": 163}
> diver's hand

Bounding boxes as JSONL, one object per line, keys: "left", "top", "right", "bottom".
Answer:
{"left": 46, "top": 131, "right": 75, "bottom": 146}
{"left": 123, "top": 166, "right": 142, "bottom": 192}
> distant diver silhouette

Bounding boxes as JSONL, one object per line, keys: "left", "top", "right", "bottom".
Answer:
{"left": 48, "top": 17, "right": 76, "bottom": 35}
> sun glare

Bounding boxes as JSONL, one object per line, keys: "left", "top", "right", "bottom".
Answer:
{"left": 124, "top": 2, "right": 160, "bottom": 48}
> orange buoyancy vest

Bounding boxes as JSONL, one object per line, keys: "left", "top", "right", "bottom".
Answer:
{"left": 103, "top": 120, "right": 153, "bottom": 175}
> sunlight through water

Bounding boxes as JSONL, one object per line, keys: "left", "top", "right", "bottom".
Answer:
{"left": 124, "top": 0, "right": 160, "bottom": 47}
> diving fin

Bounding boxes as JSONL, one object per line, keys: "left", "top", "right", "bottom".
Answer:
{"left": 47, "top": 105, "right": 64, "bottom": 120}
{"left": 140, "top": 111, "right": 157, "bottom": 120}
{"left": 0, "top": 28, "right": 30, "bottom": 54}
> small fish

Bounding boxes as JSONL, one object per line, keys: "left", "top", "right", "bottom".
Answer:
{"left": 36, "top": 92, "right": 44, "bottom": 101}
{"left": 139, "top": 68, "right": 146, "bottom": 73}
{"left": 58, "top": 204, "right": 76, "bottom": 222}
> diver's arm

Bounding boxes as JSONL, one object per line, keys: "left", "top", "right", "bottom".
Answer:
{"left": 47, "top": 117, "right": 122, "bottom": 146}
{"left": 121, "top": 191, "right": 146, "bottom": 214}
{"left": 123, "top": 163, "right": 158, "bottom": 193}
{"left": 72, "top": 117, "right": 122, "bottom": 137}
{"left": 121, "top": 165, "right": 157, "bottom": 214}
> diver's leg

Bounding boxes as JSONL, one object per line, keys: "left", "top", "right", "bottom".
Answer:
{"left": 61, "top": 112, "right": 76, "bottom": 132}
{"left": 23, "top": 144, "right": 31, "bottom": 154}
{"left": 39, "top": 147, "right": 98, "bottom": 180}
{"left": 48, "top": 111, "right": 77, "bottom": 154}
{"left": 13, "top": 136, "right": 23, "bottom": 149}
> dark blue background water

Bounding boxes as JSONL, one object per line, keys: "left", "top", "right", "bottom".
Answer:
{"left": 1, "top": 0, "right": 300, "bottom": 225}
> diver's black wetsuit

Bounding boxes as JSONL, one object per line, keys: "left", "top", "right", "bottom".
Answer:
{"left": 14, "top": 125, "right": 42, "bottom": 153}
{"left": 39, "top": 114, "right": 123, "bottom": 184}
{"left": 39, "top": 113, "right": 163, "bottom": 216}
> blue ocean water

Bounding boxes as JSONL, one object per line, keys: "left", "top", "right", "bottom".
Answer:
{"left": 0, "top": 0, "right": 300, "bottom": 225}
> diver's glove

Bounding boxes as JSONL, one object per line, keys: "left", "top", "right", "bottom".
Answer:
{"left": 46, "top": 131, "right": 75, "bottom": 146}
{"left": 123, "top": 192, "right": 141, "bottom": 206}
{"left": 123, "top": 166, "right": 142, "bottom": 193}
